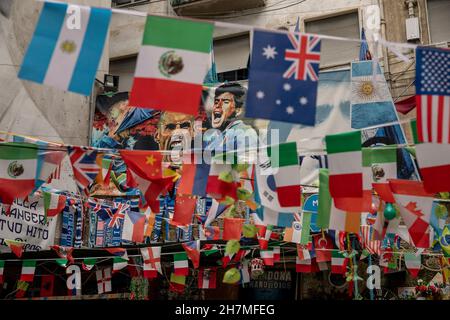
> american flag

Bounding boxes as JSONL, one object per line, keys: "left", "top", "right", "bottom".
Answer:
{"left": 68, "top": 147, "right": 101, "bottom": 193}
{"left": 416, "top": 47, "right": 450, "bottom": 143}
{"left": 284, "top": 33, "right": 321, "bottom": 81}
{"left": 360, "top": 225, "right": 382, "bottom": 256}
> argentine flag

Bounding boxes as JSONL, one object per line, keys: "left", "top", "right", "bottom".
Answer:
{"left": 18, "top": 2, "right": 111, "bottom": 96}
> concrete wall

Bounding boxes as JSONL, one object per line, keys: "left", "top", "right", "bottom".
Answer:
{"left": 0, "top": 0, "right": 112, "bottom": 193}
{"left": 0, "top": 0, "right": 111, "bottom": 146}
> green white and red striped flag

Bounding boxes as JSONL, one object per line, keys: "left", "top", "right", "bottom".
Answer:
{"left": 260, "top": 249, "right": 274, "bottom": 266}
{"left": 0, "top": 260, "right": 4, "bottom": 284}
{"left": 404, "top": 252, "right": 421, "bottom": 278}
{"left": 43, "top": 192, "right": 66, "bottom": 222}
{"left": 411, "top": 119, "right": 450, "bottom": 194}
{"left": 20, "top": 260, "right": 36, "bottom": 282}
{"left": 331, "top": 251, "right": 348, "bottom": 274}
{"left": 173, "top": 252, "right": 189, "bottom": 276}
{"left": 129, "top": 16, "right": 213, "bottom": 115}
{"left": 325, "top": 131, "right": 363, "bottom": 198}
{"left": 0, "top": 143, "right": 38, "bottom": 212}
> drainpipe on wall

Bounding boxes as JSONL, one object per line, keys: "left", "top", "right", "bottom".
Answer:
{"left": 378, "top": 0, "right": 391, "bottom": 89}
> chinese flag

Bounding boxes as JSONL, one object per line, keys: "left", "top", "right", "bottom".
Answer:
{"left": 120, "top": 150, "right": 174, "bottom": 213}
{"left": 222, "top": 218, "right": 244, "bottom": 240}
{"left": 172, "top": 195, "right": 197, "bottom": 226}
{"left": 40, "top": 274, "right": 55, "bottom": 297}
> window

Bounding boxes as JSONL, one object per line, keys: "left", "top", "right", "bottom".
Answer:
{"left": 214, "top": 34, "right": 250, "bottom": 81}
{"left": 218, "top": 69, "right": 249, "bottom": 82}
{"left": 112, "top": 0, "right": 150, "bottom": 8}
{"left": 109, "top": 57, "right": 137, "bottom": 92}
{"left": 427, "top": 0, "right": 450, "bottom": 43}
{"left": 305, "top": 12, "right": 360, "bottom": 67}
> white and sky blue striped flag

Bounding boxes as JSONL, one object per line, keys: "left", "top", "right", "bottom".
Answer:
{"left": 18, "top": 2, "right": 111, "bottom": 96}
{"left": 350, "top": 60, "right": 398, "bottom": 129}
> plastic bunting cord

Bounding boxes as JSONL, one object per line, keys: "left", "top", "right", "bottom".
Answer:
{"left": 0, "top": 116, "right": 417, "bottom": 156}
{"left": 34, "top": 0, "right": 419, "bottom": 58}
{"left": 0, "top": 243, "right": 447, "bottom": 263}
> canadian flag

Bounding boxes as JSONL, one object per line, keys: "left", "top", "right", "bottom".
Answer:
{"left": 389, "top": 180, "right": 434, "bottom": 249}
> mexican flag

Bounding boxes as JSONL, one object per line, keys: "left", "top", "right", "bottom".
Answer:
{"left": 20, "top": 260, "right": 36, "bottom": 282}
{"left": 43, "top": 192, "right": 66, "bottom": 221}
{"left": 129, "top": 16, "right": 213, "bottom": 115}
{"left": 389, "top": 179, "right": 434, "bottom": 249}
{"left": 0, "top": 143, "right": 38, "bottom": 209}
{"left": 173, "top": 253, "right": 189, "bottom": 276}
{"left": 363, "top": 147, "right": 397, "bottom": 203}
{"left": 325, "top": 131, "right": 363, "bottom": 198}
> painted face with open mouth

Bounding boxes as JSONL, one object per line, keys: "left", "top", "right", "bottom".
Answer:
{"left": 157, "top": 112, "right": 195, "bottom": 164}
{"left": 212, "top": 92, "right": 237, "bottom": 130}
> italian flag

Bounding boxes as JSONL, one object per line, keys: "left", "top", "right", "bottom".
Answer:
{"left": 404, "top": 252, "right": 421, "bottom": 278}
{"left": 273, "top": 246, "right": 281, "bottom": 262}
{"left": 411, "top": 120, "right": 450, "bottom": 194}
{"left": 0, "top": 260, "right": 4, "bottom": 284}
{"left": 326, "top": 131, "right": 363, "bottom": 198}
{"left": 0, "top": 143, "right": 38, "bottom": 209}
{"left": 329, "top": 200, "right": 361, "bottom": 234}
{"left": 389, "top": 179, "right": 434, "bottom": 249}
{"left": 129, "top": 16, "right": 213, "bottom": 115}
{"left": 20, "top": 260, "right": 36, "bottom": 282}
{"left": 331, "top": 251, "right": 348, "bottom": 274}
{"left": 267, "top": 142, "right": 301, "bottom": 208}
{"left": 43, "top": 192, "right": 66, "bottom": 221}
{"left": 173, "top": 253, "right": 189, "bottom": 276}
{"left": 260, "top": 250, "right": 274, "bottom": 266}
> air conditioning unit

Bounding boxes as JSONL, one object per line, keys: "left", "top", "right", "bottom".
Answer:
{"left": 405, "top": 17, "right": 420, "bottom": 41}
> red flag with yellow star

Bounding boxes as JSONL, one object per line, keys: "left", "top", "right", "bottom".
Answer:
{"left": 120, "top": 150, "right": 174, "bottom": 213}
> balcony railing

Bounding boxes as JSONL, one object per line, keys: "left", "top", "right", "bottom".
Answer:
{"left": 170, "top": 0, "right": 266, "bottom": 17}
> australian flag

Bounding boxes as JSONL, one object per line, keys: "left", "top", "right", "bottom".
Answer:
{"left": 246, "top": 30, "right": 321, "bottom": 126}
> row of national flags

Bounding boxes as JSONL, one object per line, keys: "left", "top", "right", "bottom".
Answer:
{"left": 17, "top": 3, "right": 449, "bottom": 134}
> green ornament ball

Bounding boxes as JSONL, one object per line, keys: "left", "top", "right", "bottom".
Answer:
{"left": 384, "top": 203, "right": 396, "bottom": 220}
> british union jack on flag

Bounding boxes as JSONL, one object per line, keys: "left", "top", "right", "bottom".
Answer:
{"left": 68, "top": 147, "right": 101, "bottom": 193}
{"left": 246, "top": 30, "right": 321, "bottom": 125}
